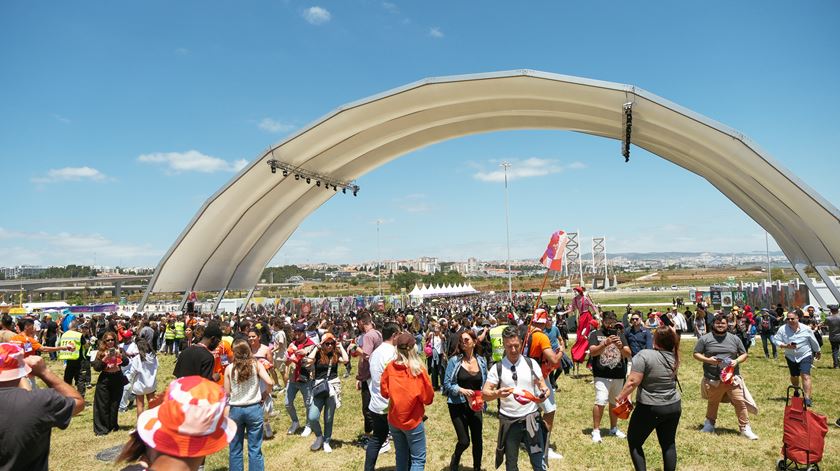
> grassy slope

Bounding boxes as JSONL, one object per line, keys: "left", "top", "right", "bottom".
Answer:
{"left": 48, "top": 340, "right": 838, "bottom": 471}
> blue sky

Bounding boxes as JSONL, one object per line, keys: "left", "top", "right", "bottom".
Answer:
{"left": 1, "top": 1, "right": 838, "bottom": 267}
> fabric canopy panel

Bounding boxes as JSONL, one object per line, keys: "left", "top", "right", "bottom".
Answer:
{"left": 147, "top": 70, "right": 840, "bottom": 293}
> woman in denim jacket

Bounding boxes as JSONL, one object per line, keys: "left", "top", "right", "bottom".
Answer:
{"left": 442, "top": 329, "right": 488, "bottom": 471}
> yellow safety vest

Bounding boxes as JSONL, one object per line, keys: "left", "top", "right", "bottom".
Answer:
{"left": 174, "top": 321, "right": 185, "bottom": 339}
{"left": 58, "top": 330, "right": 82, "bottom": 361}
{"left": 489, "top": 325, "right": 506, "bottom": 362}
{"left": 165, "top": 324, "right": 176, "bottom": 340}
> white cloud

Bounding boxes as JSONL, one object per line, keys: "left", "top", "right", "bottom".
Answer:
{"left": 302, "top": 6, "right": 331, "bottom": 25}
{"left": 472, "top": 158, "right": 585, "bottom": 182}
{"left": 138, "top": 150, "right": 247, "bottom": 174}
{"left": 52, "top": 113, "right": 71, "bottom": 124}
{"left": 31, "top": 166, "right": 108, "bottom": 184}
{"left": 0, "top": 229, "right": 162, "bottom": 266}
{"left": 174, "top": 47, "right": 190, "bottom": 56}
{"left": 382, "top": 2, "right": 399, "bottom": 13}
{"left": 258, "top": 118, "right": 295, "bottom": 134}
{"left": 429, "top": 27, "right": 444, "bottom": 38}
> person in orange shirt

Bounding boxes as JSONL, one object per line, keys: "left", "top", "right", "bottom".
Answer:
{"left": 381, "top": 332, "right": 434, "bottom": 471}
{"left": 213, "top": 338, "right": 234, "bottom": 386}
{"left": 11, "top": 318, "right": 71, "bottom": 357}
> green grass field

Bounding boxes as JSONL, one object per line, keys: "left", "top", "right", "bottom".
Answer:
{"left": 46, "top": 339, "right": 838, "bottom": 470}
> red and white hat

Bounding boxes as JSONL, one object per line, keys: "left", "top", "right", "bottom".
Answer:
{"left": 137, "top": 376, "right": 236, "bottom": 458}
{"left": 0, "top": 343, "right": 31, "bottom": 382}
{"left": 532, "top": 308, "right": 549, "bottom": 324}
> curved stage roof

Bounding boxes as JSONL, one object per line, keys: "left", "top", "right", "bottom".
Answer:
{"left": 145, "top": 70, "right": 840, "bottom": 294}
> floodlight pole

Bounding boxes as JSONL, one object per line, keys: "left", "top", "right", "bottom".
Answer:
{"left": 377, "top": 219, "right": 383, "bottom": 296}
{"left": 501, "top": 162, "right": 513, "bottom": 302}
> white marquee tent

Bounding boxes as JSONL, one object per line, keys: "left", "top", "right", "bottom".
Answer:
{"left": 408, "top": 283, "right": 479, "bottom": 299}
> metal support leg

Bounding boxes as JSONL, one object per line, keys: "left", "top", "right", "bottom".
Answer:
{"left": 137, "top": 286, "right": 152, "bottom": 313}
{"left": 177, "top": 291, "right": 190, "bottom": 312}
{"left": 242, "top": 287, "right": 256, "bottom": 312}
{"left": 793, "top": 263, "right": 828, "bottom": 308}
{"left": 211, "top": 289, "right": 226, "bottom": 314}
{"left": 814, "top": 266, "right": 840, "bottom": 306}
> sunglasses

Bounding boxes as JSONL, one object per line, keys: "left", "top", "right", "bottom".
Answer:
{"left": 787, "top": 318, "right": 797, "bottom": 322}
{"left": 105, "top": 338, "right": 116, "bottom": 342}
{"left": 323, "top": 342, "right": 336, "bottom": 346}
{"left": 510, "top": 365, "right": 518, "bottom": 385}
{"left": 631, "top": 318, "right": 640, "bottom": 321}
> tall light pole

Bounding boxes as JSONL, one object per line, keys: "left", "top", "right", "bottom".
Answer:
{"left": 377, "top": 219, "right": 383, "bottom": 296}
{"left": 501, "top": 162, "right": 513, "bottom": 302}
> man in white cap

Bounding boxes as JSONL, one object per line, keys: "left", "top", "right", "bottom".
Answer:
{"left": 0, "top": 343, "right": 85, "bottom": 470}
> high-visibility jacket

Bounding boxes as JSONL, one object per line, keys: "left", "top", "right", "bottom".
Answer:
{"left": 489, "top": 325, "right": 506, "bottom": 363}
{"left": 58, "top": 330, "right": 82, "bottom": 361}
{"left": 164, "top": 324, "right": 176, "bottom": 340}
{"left": 174, "top": 321, "right": 185, "bottom": 339}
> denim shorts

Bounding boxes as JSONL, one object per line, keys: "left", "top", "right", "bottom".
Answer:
{"left": 786, "top": 355, "right": 813, "bottom": 376}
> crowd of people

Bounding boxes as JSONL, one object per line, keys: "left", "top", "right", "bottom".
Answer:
{"left": 0, "top": 291, "right": 838, "bottom": 471}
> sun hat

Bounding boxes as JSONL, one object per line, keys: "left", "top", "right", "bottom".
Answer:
{"left": 321, "top": 332, "right": 336, "bottom": 344}
{"left": 0, "top": 343, "right": 31, "bottom": 382}
{"left": 574, "top": 286, "right": 585, "bottom": 294}
{"left": 136, "top": 376, "right": 236, "bottom": 458}
{"left": 532, "top": 308, "right": 548, "bottom": 324}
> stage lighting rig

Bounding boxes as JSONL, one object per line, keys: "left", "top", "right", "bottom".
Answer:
{"left": 621, "top": 102, "right": 633, "bottom": 163}
{"left": 266, "top": 157, "right": 360, "bottom": 197}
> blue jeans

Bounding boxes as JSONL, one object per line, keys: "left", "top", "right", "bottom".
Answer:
{"left": 285, "top": 381, "right": 312, "bottom": 424}
{"left": 228, "top": 402, "right": 264, "bottom": 471}
{"left": 308, "top": 389, "right": 337, "bottom": 441}
{"left": 390, "top": 421, "right": 426, "bottom": 471}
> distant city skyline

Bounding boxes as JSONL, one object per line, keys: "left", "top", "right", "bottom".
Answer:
{"left": 2, "top": 2, "right": 837, "bottom": 268}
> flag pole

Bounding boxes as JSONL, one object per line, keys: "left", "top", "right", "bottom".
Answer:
{"left": 533, "top": 269, "right": 550, "bottom": 314}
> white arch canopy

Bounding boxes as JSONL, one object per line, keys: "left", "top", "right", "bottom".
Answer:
{"left": 142, "top": 70, "right": 840, "bottom": 298}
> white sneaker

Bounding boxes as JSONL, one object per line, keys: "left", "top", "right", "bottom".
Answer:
{"left": 741, "top": 426, "right": 759, "bottom": 440}
{"left": 546, "top": 448, "right": 563, "bottom": 460}
{"left": 700, "top": 419, "right": 715, "bottom": 433}
{"left": 287, "top": 421, "right": 300, "bottom": 435}
{"left": 609, "top": 427, "right": 626, "bottom": 439}
{"left": 378, "top": 440, "right": 391, "bottom": 455}
{"left": 591, "top": 429, "right": 602, "bottom": 443}
{"left": 301, "top": 425, "right": 312, "bottom": 437}
{"left": 323, "top": 440, "right": 333, "bottom": 453}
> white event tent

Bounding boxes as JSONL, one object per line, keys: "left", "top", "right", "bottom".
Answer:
{"left": 408, "top": 283, "right": 479, "bottom": 300}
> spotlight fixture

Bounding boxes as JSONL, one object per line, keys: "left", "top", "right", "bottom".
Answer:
{"left": 621, "top": 102, "right": 633, "bottom": 163}
{"left": 332, "top": 185, "right": 337, "bottom": 191}
{"left": 295, "top": 174, "right": 300, "bottom": 180}
{"left": 270, "top": 163, "right": 276, "bottom": 174}
{"left": 316, "top": 180, "right": 321, "bottom": 187}
{"left": 306, "top": 177, "right": 311, "bottom": 184}
{"left": 342, "top": 188, "right": 346, "bottom": 194}
{"left": 352, "top": 186, "right": 359, "bottom": 197}
{"left": 282, "top": 169, "right": 288, "bottom": 177}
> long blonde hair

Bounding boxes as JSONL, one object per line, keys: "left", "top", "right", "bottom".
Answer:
{"left": 396, "top": 344, "right": 425, "bottom": 377}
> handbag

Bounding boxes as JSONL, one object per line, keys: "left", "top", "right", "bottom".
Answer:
{"left": 312, "top": 360, "right": 333, "bottom": 398}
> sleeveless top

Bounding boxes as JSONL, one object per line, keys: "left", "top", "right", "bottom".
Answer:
{"left": 229, "top": 364, "right": 261, "bottom": 406}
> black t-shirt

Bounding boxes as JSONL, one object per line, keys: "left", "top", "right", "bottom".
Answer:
{"left": 0, "top": 387, "right": 75, "bottom": 471}
{"left": 44, "top": 321, "right": 58, "bottom": 339}
{"left": 588, "top": 328, "right": 629, "bottom": 379}
{"left": 173, "top": 344, "right": 215, "bottom": 380}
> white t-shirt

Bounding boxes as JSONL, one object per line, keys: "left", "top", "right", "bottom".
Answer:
{"left": 367, "top": 342, "right": 397, "bottom": 415}
{"left": 485, "top": 355, "right": 542, "bottom": 418}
